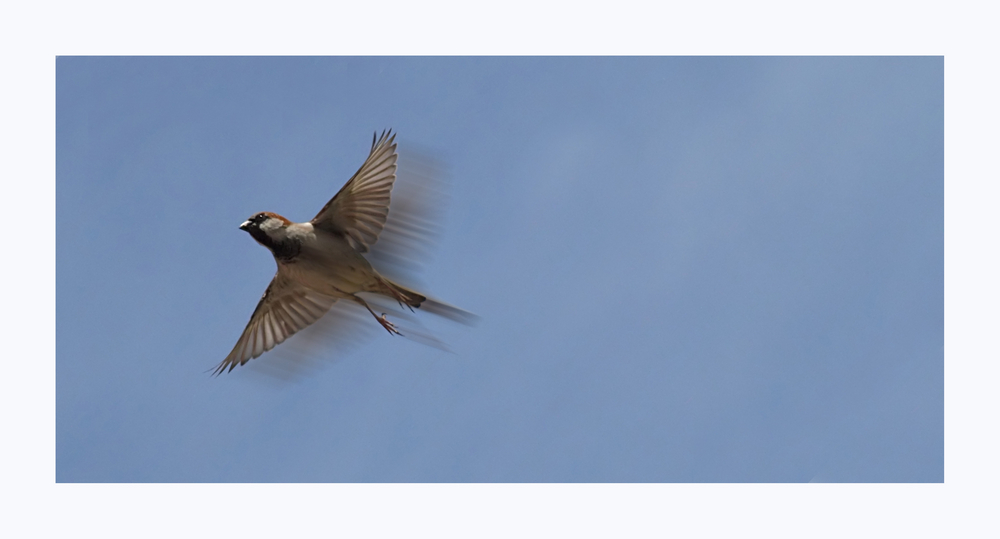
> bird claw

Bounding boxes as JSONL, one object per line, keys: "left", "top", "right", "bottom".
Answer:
{"left": 378, "top": 313, "right": 403, "bottom": 336}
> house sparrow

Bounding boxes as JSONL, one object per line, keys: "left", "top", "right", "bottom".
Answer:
{"left": 214, "top": 130, "right": 467, "bottom": 375}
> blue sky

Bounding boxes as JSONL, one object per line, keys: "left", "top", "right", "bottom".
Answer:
{"left": 56, "top": 57, "right": 942, "bottom": 482}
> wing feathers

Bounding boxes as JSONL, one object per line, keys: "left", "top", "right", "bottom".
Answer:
{"left": 311, "top": 130, "right": 398, "bottom": 252}
{"left": 213, "top": 273, "right": 338, "bottom": 375}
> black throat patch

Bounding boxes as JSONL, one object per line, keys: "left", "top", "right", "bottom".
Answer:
{"left": 247, "top": 226, "right": 301, "bottom": 262}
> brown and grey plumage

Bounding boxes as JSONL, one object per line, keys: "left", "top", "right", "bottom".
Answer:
{"left": 214, "top": 130, "right": 468, "bottom": 375}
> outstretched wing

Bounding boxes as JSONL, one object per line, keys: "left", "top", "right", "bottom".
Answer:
{"left": 311, "top": 130, "right": 398, "bottom": 252}
{"left": 214, "top": 271, "right": 338, "bottom": 375}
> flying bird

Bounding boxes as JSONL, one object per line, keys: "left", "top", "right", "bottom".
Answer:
{"left": 214, "top": 130, "right": 467, "bottom": 375}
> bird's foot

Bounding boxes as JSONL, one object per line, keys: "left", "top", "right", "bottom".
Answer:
{"left": 378, "top": 313, "right": 403, "bottom": 336}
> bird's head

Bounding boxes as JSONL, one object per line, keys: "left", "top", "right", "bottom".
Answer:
{"left": 240, "top": 212, "right": 293, "bottom": 250}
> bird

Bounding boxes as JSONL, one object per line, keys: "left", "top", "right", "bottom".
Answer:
{"left": 213, "top": 130, "right": 467, "bottom": 375}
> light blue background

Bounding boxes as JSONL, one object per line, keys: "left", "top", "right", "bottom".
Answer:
{"left": 57, "top": 57, "right": 942, "bottom": 482}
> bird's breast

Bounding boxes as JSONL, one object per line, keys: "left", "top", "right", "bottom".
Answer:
{"left": 281, "top": 234, "right": 376, "bottom": 295}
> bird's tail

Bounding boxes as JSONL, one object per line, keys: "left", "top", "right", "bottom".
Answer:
{"left": 370, "top": 275, "right": 478, "bottom": 325}
{"left": 372, "top": 275, "right": 425, "bottom": 309}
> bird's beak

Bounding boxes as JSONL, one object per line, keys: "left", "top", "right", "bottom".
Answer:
{"left": 239, "top": 220, "right": 251, "bottom": 231}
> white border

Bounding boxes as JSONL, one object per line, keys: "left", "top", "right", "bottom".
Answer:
{"left": 7, "top": 0, "right": 995, "bottom": 536}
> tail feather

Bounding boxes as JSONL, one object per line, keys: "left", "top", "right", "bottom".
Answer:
{"left": 371, "top": 275, "right": 425, "bottom": 309}
{"left": 370, "top": 276, "right": 478, "bottom": 325}
{"left": 416, "top": 296, "right": 479, "bottom": 326}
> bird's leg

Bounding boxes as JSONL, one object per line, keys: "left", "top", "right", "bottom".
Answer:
{"left": 351, "top": 295, "right": 403, "bottom": 336}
